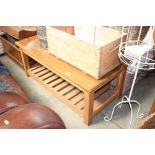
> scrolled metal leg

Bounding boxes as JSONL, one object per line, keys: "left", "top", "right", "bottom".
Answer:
{"left": 104, "top": 100, "right": 129, "bottom": 122}
{"left": 104, "top": 96, "right": 133, "bottom": 128}
{"left": 130, "top": 99, "right": 144, "bottom": 118}
{"left": 104, "top": 95, "right": 144, "bottom": 128}
{"left": 118, "top": 96, "right": 128, "bottom": 108}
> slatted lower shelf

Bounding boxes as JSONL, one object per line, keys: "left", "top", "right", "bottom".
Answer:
{"left": 28, "top": 63, "right": 116, "bottom": 117}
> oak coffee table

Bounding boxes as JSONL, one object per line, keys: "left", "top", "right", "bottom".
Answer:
{"left": 16, "top": 36, "right": 126, "bottom": 125}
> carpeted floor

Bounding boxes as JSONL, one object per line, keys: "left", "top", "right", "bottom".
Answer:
{"left": 0, "top": 55, "right": 155, "bottom": 128}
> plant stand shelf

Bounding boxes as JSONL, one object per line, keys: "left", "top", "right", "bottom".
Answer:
{"left": 16, "top": 36, "right": 126, "bottom": 125}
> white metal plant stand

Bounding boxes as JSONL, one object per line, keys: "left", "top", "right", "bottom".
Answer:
{"left": 104, "top": 26, "right": 155, "bottom": 128}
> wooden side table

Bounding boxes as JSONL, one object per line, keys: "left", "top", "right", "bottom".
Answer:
{"left": 0, "top": 26, "right": 36, "bottom": 67}
{"left": 16, "top": 36, "right": 126, "bottom": 125}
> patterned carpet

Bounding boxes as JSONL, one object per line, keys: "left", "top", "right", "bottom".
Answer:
{"left": 0, "top": 62, "right": 15, "bottom": 92}
{"left": 0, "top": 62, "right": 10, "bottom": 75}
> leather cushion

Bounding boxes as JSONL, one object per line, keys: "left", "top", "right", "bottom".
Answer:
{"left": 0, "top": 103, "right": 66, "bottom": 129}
{"left": 0, "top": 92, "right": 28, "bottom": 114}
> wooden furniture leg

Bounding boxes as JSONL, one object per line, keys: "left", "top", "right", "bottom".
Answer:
{"left": 84, "top": 91, "right": 94, "bottom": 125}
{"left": 115, "top": 66, "right": 126, "bottom": 99}
{"left": 20, "top": 50, "right": 30, "bottom": 76}
{"left": 149, "top": 99, "right": 155, "bottom": 115}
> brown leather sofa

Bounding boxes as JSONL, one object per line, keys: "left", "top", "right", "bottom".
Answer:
{"left": 0, "top": 92, "right": 66, "bottom": 129}
{"left": 0, "top": 63, "right": 66, "bottom": 129}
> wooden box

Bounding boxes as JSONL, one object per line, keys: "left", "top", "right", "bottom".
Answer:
{"left": 0, "top": 26, "right": 36, "bottom": 40}
{"left": 51, "top": 26, "right": 74, "bottom": 35}
{"left": 46, "top": 26, "right": 124, "bottom": 79}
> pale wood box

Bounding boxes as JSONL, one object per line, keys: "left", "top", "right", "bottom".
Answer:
{"left": 46, "top": 26, "right": 124, "bottom": 79}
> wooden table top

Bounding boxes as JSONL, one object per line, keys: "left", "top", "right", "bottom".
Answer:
{"left": 16, "top": 36, "right": 124, "bottom": 92}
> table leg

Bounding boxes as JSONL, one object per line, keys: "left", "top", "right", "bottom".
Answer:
{"left": 84, "top": 91, "right": 94, "bottom": 125}
{"left": 149, "top": 99, "right": 155, "bottom": 115}
{"left": 20, "top": 50, "right": 30, "bottom": 77}
{"left": 115, "top": 66, "right": 126, "bottom": 99}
